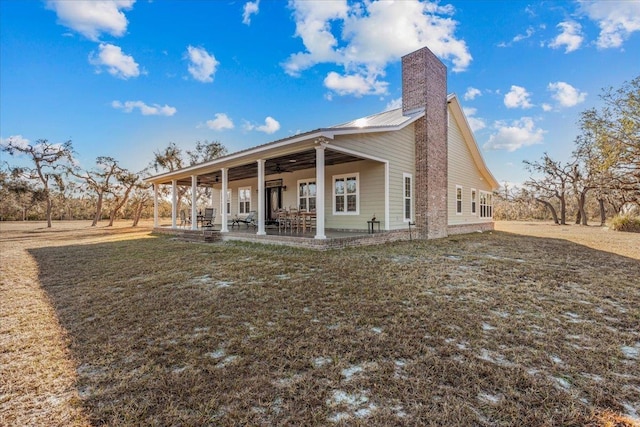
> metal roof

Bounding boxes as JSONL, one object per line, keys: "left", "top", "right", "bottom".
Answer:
{"left": 330, "top": 107, "right": 424, "bottom": 130}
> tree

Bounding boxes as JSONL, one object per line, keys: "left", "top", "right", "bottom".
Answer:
{"left": 151, "top": 140, "right": 227, "bottom": 213}
{"left": 524, "top": 153, "right": 572, "bottom": 225}
{"left": 69, "top": 156, "right": 123, "bottom": 226}
{"left": 1, "top": 138, "right": 74, "bottom": 227}
{"left": 107, "top": 170, "right": 140, "bottom": 226}
{"left": 573, "top": 76, "right": 640, "bottom": 221}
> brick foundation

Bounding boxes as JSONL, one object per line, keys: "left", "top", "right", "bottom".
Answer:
{"left": 447, "top": 222, "right": 494, "bottom": 235}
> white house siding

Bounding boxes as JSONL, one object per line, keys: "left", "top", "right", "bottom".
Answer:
{"left": 447, "top": 112, "right": 493, "bottom": 225}
{"left": 331, "top": 125, "right": 415, "bottom": 230}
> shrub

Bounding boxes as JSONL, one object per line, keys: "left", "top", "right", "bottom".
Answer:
{"left": 610, "top": 214, "right": 640, "bottom": 233}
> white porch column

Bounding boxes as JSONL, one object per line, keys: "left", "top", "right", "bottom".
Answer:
{"left": 153, "top": 183, "right": 159, "bottom": 228}
{"left": 384, "top": 161, "right": 390, "bottom": 231}
{"left": 171, "top": 179, "right": 177, "bottom": 228}
{"left": 191, "top": 175, "right": 198, "bottom": 230}
{"left": 315, "top": 145, "right": 326, "bottom": 239}
{"left": 221, "top": 168, "right": 228, "bottom": 233}
{"left": 256, "top": 159, "right": 266, "bottom": 235}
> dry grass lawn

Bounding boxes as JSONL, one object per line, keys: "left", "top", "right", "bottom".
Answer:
{"left": 1, "top": 220, "right": 639, "bottom": 426}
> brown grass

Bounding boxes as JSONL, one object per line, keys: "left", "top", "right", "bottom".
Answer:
{"left": 1, "top": 220, "right": 639, "bottom": 426}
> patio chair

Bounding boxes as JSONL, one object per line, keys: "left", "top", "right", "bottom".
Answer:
{"left": 236, "top": 210, "right": 257, "bottom": 228}
{"left": 277, "top": 209, "right": 289, "bottom": 233}
{"left": 179, "top": 209, "right": 191, "bottom": 228}
{"left": 201, "top": 207, "right": 216, "bottom": 229}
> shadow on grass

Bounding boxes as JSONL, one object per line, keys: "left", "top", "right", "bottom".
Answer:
{"left": 29, "top": 231, "right": 640, "bottom": 426}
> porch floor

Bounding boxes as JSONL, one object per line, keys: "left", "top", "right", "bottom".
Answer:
{"left": 153, "top": 223, "right": 410, "bottom": 249}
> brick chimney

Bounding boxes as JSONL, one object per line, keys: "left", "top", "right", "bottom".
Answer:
{"left": 402, "top": 46, "right": 448, "bottom": 239}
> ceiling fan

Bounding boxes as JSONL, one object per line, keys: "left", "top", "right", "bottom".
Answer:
{"left": 273, "top": 163, "right": 291, "bottom": 174}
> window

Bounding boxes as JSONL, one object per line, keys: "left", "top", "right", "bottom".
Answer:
{"left": 480, "top": 191, "right": 493, "bottom": 218}
{"left": 238, "top": 187, "right": 251, "bottom": 214}
{"left": 226, "top": 190, "right": 231, "bottom": 215}
{"left": 333, "top": 173, "right": 359, "bottom": 214}
{"left": 456, "top": 186, "right": 463, "bottom": 215}
{"left": 471, "top": 189, "right": 477, "bottom": 215}
{"left": 298, "top": 179, "right": 317, "bottom": 211}
{"left": 403, "top": 173, "right": 412, "bottom": 221}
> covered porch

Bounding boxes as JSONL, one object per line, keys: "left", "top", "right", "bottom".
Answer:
{"left": 147, "top": 132, "right": 391, "bottom": 241}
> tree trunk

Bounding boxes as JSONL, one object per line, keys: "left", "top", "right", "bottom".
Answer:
{"left": 575, "top": 209, "right": 581, "bottom": 225}
{"left": 108, "top": 185, "right": 135, "bottom": 226}
{"left": 132, "top": 201, "right": 144, "bottom": 226}
{"left": 92, "top": 192, "right": 104, "bottom": 226}
{"left": 45, "top": 197, "right": 53, "bottom": 228}
{"left": 536, "top": 198, "right": 559, "bottom": 224}
{"left": 598, "top": 198, "right": 606, "bottom": 226}
{"left": 559, "top": 196, "right": 566, "bottom": 225}
{"left": 578, "top": 192, "right": 588, "bottom": 226}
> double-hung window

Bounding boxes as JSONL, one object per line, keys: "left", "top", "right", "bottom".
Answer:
{"left": 298, "top": 179, "right": 317, "bottom": 211}
{"left": 479, "top": 191, "right": 493, "bottom": 218}
{"left": 471, "top": 189, "right": 477, "bottom": 215}
{"left": 403, "top": 173, "right": 412, "bottom": 222}
{"left": 456, "top": 185, "right": 463, "bottom": 215}
{"left": 333, "top": 173, "right": 359, "bottom": 214}
{"left": 238, "top": 187, "right": 251, "bottom": 214}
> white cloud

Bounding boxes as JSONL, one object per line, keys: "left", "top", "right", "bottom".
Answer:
{"left": 504, "top": 85, "right": 533, "bottom": 109}
{"left": 242, "top": 0, "right": 260, "bottom": 25}
{"left": 245, "top": 117, "right": 281, "bottom": 134}
{"left": 549, "top": 21, "right": 583, "bottom": 53}
{"left": 385, "top": 97, "right": 402, "bottom": 111}
{"left": 185, "top": 46, "right": 219, "bottom": 83}
{"left": 513, "top": 26, "right": 535, "bottom": 42}
{"left": 111, "top": 100, "right": 177, "bottom": 116}
{"left": 0, "top": 135, "right": 30, "bottom": 150}
{"left": 462, "top": 107, "right": 486, "bottom": 132}
{"left": 45, "top": 0, "right": 135, "bottom": 41}
{"left": 206, "top": 113, "right": 234, "bottom": 130}
{"left": 581, "top": 0, "right": 640, "bottom": 48}
{"left": 324, "top": 71, "right": 388, "bottom": 97}
{"left": 283, "top": 0, "right": 471, "bottom": 97}
{"left": 464, "top": 87, "right": 481, "bottom": 101}
{"left": 541, "top": 103, "right": 553, "bottom": 112}
{"left": 89, "top": 43, "right": 140, "bottom": 79}
{"left": 547, "top": 81, "right": 587, "bottom": 107}
{"left": 484, "top": 117, "right": 545, "bottom": 151}
{"left": 498, "top": 26, "right": 535, "bottom": 47}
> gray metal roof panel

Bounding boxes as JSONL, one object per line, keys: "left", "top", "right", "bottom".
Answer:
{"left": 330, "top": 107, "right": 424, "bottom": 130}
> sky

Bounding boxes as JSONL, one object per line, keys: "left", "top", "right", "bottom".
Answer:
{"left": 1, "top": 0, "right": 639, "bottom": 186}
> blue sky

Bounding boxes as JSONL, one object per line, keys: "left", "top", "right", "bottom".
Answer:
{"left": 1, "top": 0, "right": 639, "bottom": 185}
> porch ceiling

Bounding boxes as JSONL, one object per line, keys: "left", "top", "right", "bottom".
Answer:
{"left": 172, "top": 149, "right": 363, "bottom": 186}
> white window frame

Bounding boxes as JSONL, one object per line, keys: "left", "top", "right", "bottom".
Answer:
{"left": 471, "top": 188, "right": 477, "bottom": 215}
{"left": 403, "top": 173, "right": 412, "bottom": 222}
{"left": 238, "top": 186, "right": 251, "bottom": 214}
{"left": 333, "top": 173, "right": 359, "bottom": 215}
{"left": 456, "top": 185, "right": 463, "bottom": 215}
{"left": 479, "top": 191, "right": 493, "bottom": 218}
{"left": 297, "top": 179, "right": 317, "bottom": 211}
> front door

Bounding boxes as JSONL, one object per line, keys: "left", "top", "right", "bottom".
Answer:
{"left": 265, "top": 186, "right": 282, "bottom": 223}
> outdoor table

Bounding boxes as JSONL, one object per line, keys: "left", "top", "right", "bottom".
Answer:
{"left": 367, "top": 220, "right": 380, "bottom": 233}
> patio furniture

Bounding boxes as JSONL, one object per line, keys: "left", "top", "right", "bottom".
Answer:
{"left": 367, "top": 220, "right": 381, "bottom": 233}
{"left": 200, "top": 207, "right": 216, "bottom": 229}
{"left": 277, "top": 209, "right": 289, "bottom": 232}
{"left": 288, "top": 208, "right": 300, "bottom": 233}
{"left": 234, "top": 211, "right": 257, "bottom": 228}
{"left": 300, "top": 210, "right": 316, "bottom": 233}
{"left": 179, "top": 209, "right": 191, "bottom": 228}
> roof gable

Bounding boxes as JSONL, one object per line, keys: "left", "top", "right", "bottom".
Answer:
{"left": 447, "top": 94, "right": 499, "bottom": 190}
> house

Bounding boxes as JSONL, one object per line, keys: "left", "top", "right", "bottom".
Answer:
{"left": 145, "top": 46, "right": 499, "bottom": 244}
